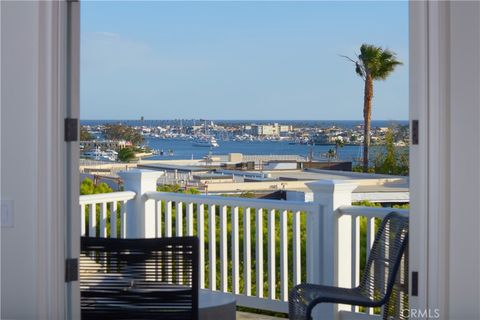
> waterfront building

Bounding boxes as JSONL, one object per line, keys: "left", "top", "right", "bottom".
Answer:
{"left": 250, "top": 123, "right": 280, "bottom": 136}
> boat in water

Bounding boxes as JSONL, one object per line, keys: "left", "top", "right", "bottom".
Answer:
{"left": 192, "top": 136, "right": 219, "bottom": 148}
{"left": 82, "top": 147, "right": 117, "bottom": 161}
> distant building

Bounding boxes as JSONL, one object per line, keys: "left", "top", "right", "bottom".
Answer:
{"left": 279, "top": 125, "right": 292, "bottom": 132}
{"left": 251, "top": 123, "right": 280, "bottom": 136}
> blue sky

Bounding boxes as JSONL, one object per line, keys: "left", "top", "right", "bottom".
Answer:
{"left": 81, "top": 1, "right": 408, "bottom": 120}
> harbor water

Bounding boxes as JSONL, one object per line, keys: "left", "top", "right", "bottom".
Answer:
{"left": 143, "top": 137, "right": 378, "bottom": 162}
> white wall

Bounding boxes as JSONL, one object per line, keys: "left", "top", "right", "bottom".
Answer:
{"left": 447, "top": 2, "right": 480, "bottom": 318}
{"left": 1, "top": 2, "right": 40, "bottom": 318}
{"left": 1, "top": 2, "right": 74, "bottom": 319}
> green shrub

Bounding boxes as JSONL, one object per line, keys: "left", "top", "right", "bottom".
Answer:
{"left": 157, "top": 184, "right": 200, "bottom": 194}
{"left": 118, "top": 147, "right": 136, "bottom": 162}
{"left": 80, "top": 178, "right": 113, "bottom": 195}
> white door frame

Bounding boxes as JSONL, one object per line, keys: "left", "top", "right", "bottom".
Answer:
{"left": 38, "top": 0, "right": 80, "bottom": 318}
{"left": 27, "top": 0, "right": 80, "bottom": 319}
{"left": 409, "top": 0, "right": 451, "bottom": 315}
{"left": 65, "top": 0, "right": 81, "bottom": 318}
{"left": 409, "top": 0, "right": 429, "bottom": 313}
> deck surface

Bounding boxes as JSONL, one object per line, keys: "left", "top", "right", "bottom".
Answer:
{"left": 236, "top": 311, "right": 287, "bottom": 320}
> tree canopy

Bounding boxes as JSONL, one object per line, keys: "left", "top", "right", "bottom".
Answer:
{"left": 80, "top": 126, "right": 94, "bottom": 141}
{"left": 354, "top": 44, "right": 403, "bottom": 81}
{"left": 103, "top": 124, "right": 144, "bottom": 146}
{"left": 372, "top": 129, "right": 409, "bottom": 176}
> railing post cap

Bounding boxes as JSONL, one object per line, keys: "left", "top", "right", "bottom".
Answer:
{"left": 118, "top": 169, "right": 164, "bottom": 180}
{"left": 306, "top": 179, "right": 358, "bottom": 194}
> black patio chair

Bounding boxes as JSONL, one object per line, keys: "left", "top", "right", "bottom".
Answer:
{"left": 289, "top": 212, "right": 408, "bottom": 320}
{"left": 80, "top": 236, "right": 199, "bottom": 320}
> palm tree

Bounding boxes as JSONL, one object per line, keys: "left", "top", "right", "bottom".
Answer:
{"left": 334, "top": 138, "right": 344, "bottom": 159}
{"left": 343, "top": 44, "right": 402, "bottom": 172}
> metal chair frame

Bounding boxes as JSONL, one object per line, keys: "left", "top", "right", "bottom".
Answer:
{"left": 289, "top": 212, "right": 409, "bottom": 320}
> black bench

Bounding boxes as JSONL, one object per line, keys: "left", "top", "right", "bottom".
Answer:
{"left": 80, "top": 236, "right": 199, "bottom": 320}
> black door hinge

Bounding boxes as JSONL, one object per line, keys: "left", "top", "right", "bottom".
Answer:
{"left": 65, "top": 118, "right": 78, "bottom": 142}
{"left": 65, "top": 258, "right": 79, "bottom": 282}
{"left": 411, "top": 271, "right": 418, "bottom": 296}
{"left": 411, "top": 120, "right": 419, "bottom": 145}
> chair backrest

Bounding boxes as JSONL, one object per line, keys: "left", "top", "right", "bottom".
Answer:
{"left": 358, "top": 212, "right": 409, "bottom": 306}
{"left": 383, "top": 243, "right": 409, "bottom": 320}
{"left": 80, "top": 236, "right": 199, "bottom": 320}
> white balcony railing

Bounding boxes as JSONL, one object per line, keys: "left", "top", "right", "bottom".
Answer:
{"left": 79, "top": 191, "right": 136, "bottom": 238}
{"left": 144, "top": 191, "right": 316, "bottom": 312}
{"left": 79, "top": 169, "right": 409, "bottom": 319}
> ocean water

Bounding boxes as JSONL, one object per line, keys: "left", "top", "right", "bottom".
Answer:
{"left": 81, "top": 119, "right": 404, "bottom": 161}
{"left": 143, "top": 137, "right": 385, "bottom": 162}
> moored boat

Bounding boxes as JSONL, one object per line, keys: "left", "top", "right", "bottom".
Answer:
{"left": 192, "top": 136, "right": 219, "bottom": 148}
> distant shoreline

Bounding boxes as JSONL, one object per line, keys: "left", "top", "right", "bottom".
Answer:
{"left": 81, "top": 119, "right": 409, "bottom": 129}
{"left": 81, "top": 119, "right": 408, "bottom": 122}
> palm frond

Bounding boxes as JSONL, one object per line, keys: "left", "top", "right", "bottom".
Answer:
{"left": 340, "top": 54, "right": 365, "bottom": 79}
{"left": 356, "top": 44, "right": 402, "bottom": 80}
{"left": 339, "top": 54, "right": 357, "bottom": 64}
{"left": 355, "top": 63, "right": 365, "bottom": 78}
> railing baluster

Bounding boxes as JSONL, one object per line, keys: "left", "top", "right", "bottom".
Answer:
{"left": 186, "top": 202, "right": 194, "bottom": 236}
{"left": 366, "top": 216, "right": 375, "bottom": 255}
{"left": 176, "top": 202, "right": 183, "bottom": 236}
{"left": 209, "top": 204, "right": 216, "bottom": 291}
{"left": 293, "top": 210, "right": 301, "bottom": 285}
{"left": 156, "top": 200, "right": 162, "bottom": 237}
{"left": 120, "top": 200, "right": 127, "bottom": 239}
{"left": 232, "top": 206, "right": 240, "bottom": 294}
{"left": 89, "top": 203, "right": 96, "bottom": 237}
{"left": 244, "top": 207, "right": 252, "bottom": 296}
{"left": 100, "top": 202, "right": 107, "bottom": 237}
{"left": 351, "top": 215, "right": 360, "bottom": 312}
{"left": 220, "top": 205, "right": 228, "bottom": 292}
{"left": 280, "top": 210, "right": 288, "bottom": 301}
{"left": 110, "top": 201, "right": 117, "bottom": 238}
{"left": 268, "top": 209, "right": 276, "bottom": 300}
{"left": 163, "top": 202, "right": 173, "bottom": 284}
{"left": 176, "top": 201, "right": 184, "bottom": 283}
{"left": 366, "top": 216, "right": 375, "bottom": 315}
{"left": 256, "top": 208, "right": 264, "bottom": 298}
{"left": 80, "top": 204, "right": 86, "bottom": 236}
{"left": 197, "top": 203, "right": 205, "bottom": 289}
{"left": 165, "top": 201, "right": 172, "bottom": 237}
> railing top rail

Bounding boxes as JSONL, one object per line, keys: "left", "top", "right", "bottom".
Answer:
{"left": 79, "top": 191, "right": 136, "bottom": 205}
{"left": 145, "top": 191, "right": 316, "bottom": 212}
{"left": 338, "top": 205, "right": 409, "bottom": 219}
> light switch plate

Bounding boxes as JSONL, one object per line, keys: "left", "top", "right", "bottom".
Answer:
{"left": 1, "top": 200, "right": 14, "bottom": 228}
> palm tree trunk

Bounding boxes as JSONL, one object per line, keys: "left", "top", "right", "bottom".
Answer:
{"left": 363, "top": 74, "right": 373, "bottom": 172}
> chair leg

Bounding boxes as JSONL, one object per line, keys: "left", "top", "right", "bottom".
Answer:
{"left": 306, "top": 301, "right": 320, "bottom": 320}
